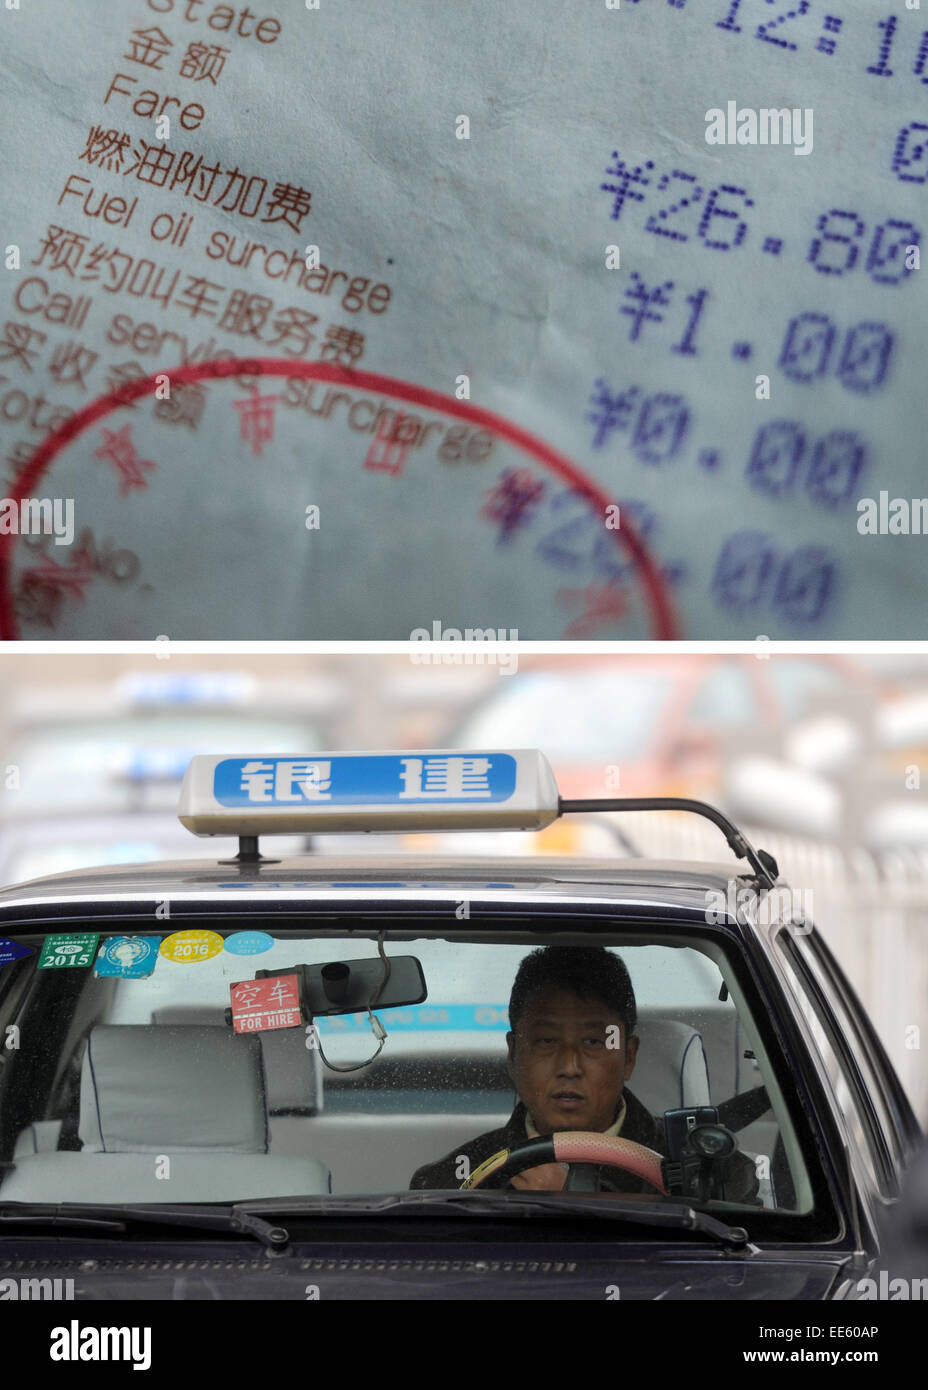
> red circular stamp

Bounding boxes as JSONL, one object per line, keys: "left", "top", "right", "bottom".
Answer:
{"left": 0, "top": 360, "right": 680, "bottom": 639}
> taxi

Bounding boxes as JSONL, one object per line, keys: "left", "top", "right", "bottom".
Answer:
{"left": 0, "top": 749, "right": 921, "bottom": 1301}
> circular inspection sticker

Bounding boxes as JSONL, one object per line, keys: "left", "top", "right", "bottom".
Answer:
{"left": 159, "top": 929, "right": 224, "bottom": 964}
{"left": 223, "top": 930, "right": 275, "bottom": 956}
{"left": 0, "top": 361, "right": 678, "bottom": 640}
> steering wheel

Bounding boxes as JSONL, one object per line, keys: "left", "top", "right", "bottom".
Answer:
{"left": 461, "top": 1131, "right": 667, "bottom": 1194}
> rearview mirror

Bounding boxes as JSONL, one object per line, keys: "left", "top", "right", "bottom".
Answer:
{"left": 255, "top": 955, "right": 427, "bottom": 1017}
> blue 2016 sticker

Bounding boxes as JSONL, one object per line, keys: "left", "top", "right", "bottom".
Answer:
{"left": 0, "top": 939, "right": 34, "bottom": 967}
{"left": 223, "top": 931, "right": 275, "bottom": 956}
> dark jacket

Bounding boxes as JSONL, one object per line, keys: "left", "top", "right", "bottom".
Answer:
{"left": 409, "top": 1089, "right": 759, "bottom": 1202}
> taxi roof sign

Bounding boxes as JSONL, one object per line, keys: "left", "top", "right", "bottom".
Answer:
{"left": 178, "top": 750, "right": 561, "bottom": 836}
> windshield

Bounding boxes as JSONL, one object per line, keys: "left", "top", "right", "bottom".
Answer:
{"left": 0, "top": 919, "right": 822, "bottom": 1236}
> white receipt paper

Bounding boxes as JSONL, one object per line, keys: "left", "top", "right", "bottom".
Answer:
{"left": 0, "top": 0, "right": 925, "bottom": 638}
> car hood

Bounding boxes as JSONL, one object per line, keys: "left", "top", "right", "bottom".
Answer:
{"left": 0, "top": 1241, "right": 849, "bottom": 1300}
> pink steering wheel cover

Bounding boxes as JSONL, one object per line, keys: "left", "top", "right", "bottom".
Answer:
{"left": 551, "top": 1131, "right": 667, "bottom": 1194}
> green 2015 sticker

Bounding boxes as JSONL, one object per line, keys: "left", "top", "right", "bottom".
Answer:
{"left": 38, "top": 933, "right": 100, "bottom": 969}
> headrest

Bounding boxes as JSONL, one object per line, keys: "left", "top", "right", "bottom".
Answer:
{"left": 628, "top": 1017, "right": 711, "bottom": 1114}
{"left": 79, "top": 1025, "right": 269, "bottom": 1154}
{"left": 151, "top": 1006, "right": 323, "bottom": 1115}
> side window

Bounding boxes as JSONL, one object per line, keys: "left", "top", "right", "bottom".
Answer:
{"left": 806, "top": 931, "right": 917, "bottom": 1169}
{"left": 774, "top": 930, "right": 898, "bottom": 1199}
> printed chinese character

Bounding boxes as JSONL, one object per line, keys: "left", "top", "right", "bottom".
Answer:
{"left": 320, "top": 325, "right": 365, "bottom": 367}
{"left": 218, "top": 290, "right": 273, "bottom": 339}
{"left": 185, "top": 157, "right": 223, "bottom": 202}
{"left": 265, "top": 307, "right": 318, "bottom": 358}
{"left": 78, "top": 127, "right": 132, "bottom": 173}
{"left": 269, "top": 978, "right": 291, "bottom": 1007}
{"left": 399, "top": 757, "right": 493, "bottom": 800}
{"left": 179, "top": 42, "right": 229, "bottom": 84}
{"left": 176, "top": 276, "right": 224, "bottom": 319}
{"left": 48, "top": 341, "right": 98, "bottom": 392}
{"left": 0, "top": 322, "right": 46, "bottom": 372}
{"left": 213, "top": 167, "right": 266, "bottom": 216}
{"left": 233, "top": 981, "right": 262, "bottom": 1008}
{"left": 124, "top": 26, "right": 173, "bottom": 70}
{"left": 273, "top": 760, "right": 332, "bottom": 802}
{"left": 126, "top": 141, "right": 176, "bottom": 188}
{"left": 32, "top": 226, "right": 88, "bottom": 277}
{"left": 261, "top": 183, "right": 312, "bottom": 234}
{"left": 80, "top": 246, "right": 134, "bottom": 294}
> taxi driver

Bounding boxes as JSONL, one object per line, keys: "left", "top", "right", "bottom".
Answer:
{"left": 409, "top": 945, "right": 758, "bottom": 1200}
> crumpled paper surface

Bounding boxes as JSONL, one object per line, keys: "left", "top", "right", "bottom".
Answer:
{"left": 0, "top": 0, "right": 923, "bottom": 638}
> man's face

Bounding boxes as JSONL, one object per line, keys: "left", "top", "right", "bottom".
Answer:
{"left": 506, "top": 987, "right": 639, "bottom": 1135}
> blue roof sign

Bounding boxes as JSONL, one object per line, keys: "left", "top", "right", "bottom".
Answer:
{"left": 178, "top": 750, "right": 560, "bottom": 836}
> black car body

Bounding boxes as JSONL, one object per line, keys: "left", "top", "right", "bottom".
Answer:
{"left": 0, "top": 836, "right": 920, "bottom": 1302}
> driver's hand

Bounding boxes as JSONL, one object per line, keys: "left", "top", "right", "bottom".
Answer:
{"left": 510, "top": 1162, "right": 569, "bottom": 1192}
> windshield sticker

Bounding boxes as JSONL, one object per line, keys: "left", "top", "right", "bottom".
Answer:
{"left": 230, "top": 975, "right": 302, "bottom": 1033}
{"left": 38, "top": 934, "right": 100, "bottom": 969}
{"left": 0, "top": 939, "right": 34, "bottom": 967}
{"left": 316, "top": 1003, "right": 509, "bottom": 1033}
{"left": 94, "top": 936, "right": 162, "bottom": 979}
{"left": 159, "top": 929, "right": 224, "bottom": 964}
{"left": 223, "top": 930, "right": 275, "bottom": 956}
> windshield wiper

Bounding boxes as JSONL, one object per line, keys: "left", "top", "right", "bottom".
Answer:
{"left": 0, "top": 1202, "right": 290, "bottom": 1252}
{"left": 0, "top": 1196, "right": 758, "bottom": 1253}
{"left": 237, "top": 1192, "right": 758, "bottom": 1252}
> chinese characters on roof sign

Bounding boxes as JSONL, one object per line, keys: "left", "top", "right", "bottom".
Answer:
{"left": 212, "top": 754, "right": 518, "bottom": 806}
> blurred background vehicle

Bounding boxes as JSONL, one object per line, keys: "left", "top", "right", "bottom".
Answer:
{"left": 0, "top": 666, "right": 337, "bottom": 882}
{"left": 436, "top": 654, "right": 879, "bottom": 855}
